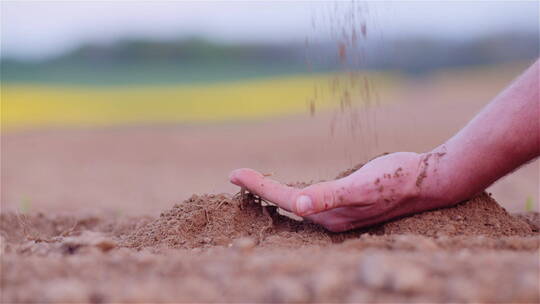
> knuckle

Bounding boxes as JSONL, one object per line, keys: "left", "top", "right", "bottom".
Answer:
{"left": 319, "top": 190, "right": 338, "bottom": 211}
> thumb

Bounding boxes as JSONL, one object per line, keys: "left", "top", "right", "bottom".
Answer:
{"left": 293, "top": 178, "right": 351, "bottom": 216}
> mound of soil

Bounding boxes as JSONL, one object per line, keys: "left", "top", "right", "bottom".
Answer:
{"left": 122, "top": 191, "right": 536, "bottom": 250}
{"left": 121, "top": 160, "right": 533, "bottom": 250}
{"left": 369, "top": 192, "right": 535, "bottom": 237}
{"left": 2, "top": 160, "right": 539, "bottom": 303}
{"left": 514, "top": 212, "right": 540, "bottom": 232}
{"left": 122, "top": 193, "right": 338, "bottom": 249}
{"left": 121, "top": 161, "right": 536, "bottom": 250}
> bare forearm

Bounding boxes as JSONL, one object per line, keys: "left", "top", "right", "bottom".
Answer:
{"left": 229, "top": 59, "right": 539, "bottom": 232}
{"left": 419, "top": 60, "right": 539, "bottom": 209}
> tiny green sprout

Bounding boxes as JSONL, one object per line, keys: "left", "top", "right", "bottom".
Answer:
{"left": 19, "top": 196, "right": 32, "bottom": 214}
{"left": 112, "top": 208, "right": 123, "bottom": 217}
{"left": 524, "top": 196, "right": 534, "bottom": 212}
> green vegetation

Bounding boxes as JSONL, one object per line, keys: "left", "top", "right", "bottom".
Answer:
{"left": 1, "top": 38, "right": 310, "bottom": 85}
{"left": 18, "top": 196, "right": 32, "bottom": 214}
{"left": 1, "top": 34, "right": 537, "bottom": 85}
{"left": 525, "top": 196, "right": 535, "bottom": 212}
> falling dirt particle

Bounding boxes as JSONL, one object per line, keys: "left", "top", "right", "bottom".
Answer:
{"left": 338, "top": 43, "right": 347, "bottom": 62}
{"left": 361, "top": 23, "right": 367, "bottom": 37}
{"left": 309, "top": 99, "right": 316, "bottom": 116}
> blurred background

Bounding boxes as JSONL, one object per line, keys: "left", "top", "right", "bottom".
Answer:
{"left": 1, "top": 1, "right": 538, "bottom": 216}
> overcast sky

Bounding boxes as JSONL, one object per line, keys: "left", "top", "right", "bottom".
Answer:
{"left": 1, "top": 1, "right": 538, "bottom": 59}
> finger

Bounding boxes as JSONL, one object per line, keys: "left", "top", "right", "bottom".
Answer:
{"left": 229, "top": 168, "right": 299, "bottom": 212}
{"left": 293, "top": 179, "right": 351, "bottom": 216}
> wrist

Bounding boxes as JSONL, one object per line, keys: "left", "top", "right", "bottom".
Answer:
{"left": 410, "top": 150, "right": 455, "bottom": 212}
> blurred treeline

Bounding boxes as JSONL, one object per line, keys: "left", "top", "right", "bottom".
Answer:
{"left": 1, "top": 33, "right": 538, "bottom": 85}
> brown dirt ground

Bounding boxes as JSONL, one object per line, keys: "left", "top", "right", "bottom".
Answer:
{"left": 2, "top": 164, "right": 540, "bottom": 303}
{"left": 1, "top": 188, "right": 539, "bottom": 303}
{"left": 2, "top": 64, "right": 539, "bottom": 303}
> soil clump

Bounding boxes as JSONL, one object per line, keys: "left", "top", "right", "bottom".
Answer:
{"left": 122, "top": 193, "right": 337, "bottom": 249}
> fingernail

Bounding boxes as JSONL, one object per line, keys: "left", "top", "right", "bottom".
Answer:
{"left": 229, "top": 171, "right": 240, "bottom": 184}
{"left": 296, "top": 195, "right": 313, "bottom": 214}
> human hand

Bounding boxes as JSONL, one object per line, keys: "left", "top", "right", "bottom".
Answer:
{"left": 229, "top": 152, "right": 431, "bottom": 232}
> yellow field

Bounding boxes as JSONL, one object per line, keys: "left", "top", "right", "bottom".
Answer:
{"left": 1, "top": 73, "right": 397, "bottom": 130}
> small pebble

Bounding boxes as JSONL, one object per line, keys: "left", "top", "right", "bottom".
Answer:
{"left": 232, "top": 237, "right": 256, "bottom": 253}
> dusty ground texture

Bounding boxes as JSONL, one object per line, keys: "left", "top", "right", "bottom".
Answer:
{"left": 2, "top": 189, "right": 539, "bottom": 303}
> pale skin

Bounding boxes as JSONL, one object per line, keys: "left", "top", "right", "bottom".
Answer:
{"left": 229, "top": 59, "right": 540, "bottom": 232}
